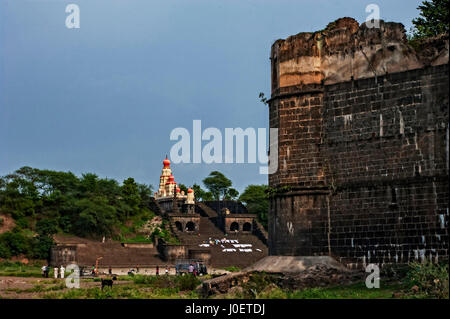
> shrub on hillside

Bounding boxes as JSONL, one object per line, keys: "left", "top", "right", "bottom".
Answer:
{"left": 0, "top": 231, "right": 31, "bottom": 257}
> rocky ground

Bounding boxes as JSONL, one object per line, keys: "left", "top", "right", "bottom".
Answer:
{"left": 201, "top": 263, "right": 365, "bottom": 297}
{"left": 278, "top": 264, "right": 364, "bottom": 290}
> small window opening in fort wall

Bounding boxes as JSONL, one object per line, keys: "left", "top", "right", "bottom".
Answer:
{"left": 185, "top": 221, "right": 196, "bottom": 232}
{"left": 230, "top": 222, "right": 239, "bottom": 232}
{"left": 243, "top": 222, "right": 252, "bottom": 232}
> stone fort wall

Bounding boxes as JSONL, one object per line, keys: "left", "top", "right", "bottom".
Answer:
{"left": 268, "top": 18, "right": 449, "bottom": 267}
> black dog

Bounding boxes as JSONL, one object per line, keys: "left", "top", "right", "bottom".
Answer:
{"left": 101, "top": 279, "right": 113, "bottom": 291}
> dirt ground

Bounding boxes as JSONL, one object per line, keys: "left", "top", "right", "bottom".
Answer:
{"left": 0, "top": 276, "right": 131, "bottom": 299}
{"left": 0, "top": 214, "right": 15, "bottom": 234}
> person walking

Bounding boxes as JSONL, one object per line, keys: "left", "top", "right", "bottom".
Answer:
{"left": 41, "top": 264, "right": 47, "bottom": 278}
{"left": 188, "top": 264, "right": 194, "bottom": 275}
{"left": 60, "top": 265, "right": 65, "bottom": 279}
{"left": 156, "top": 265, "right": 159, "bottom": 276}
{"left": 53, "top": 266, "right": 59, "bottom": 279}
{"left": 165, "top": 265, "right": 169, "bottom": 275}
{"left": 108, "top": 266, "right": 112, "bottom": 275}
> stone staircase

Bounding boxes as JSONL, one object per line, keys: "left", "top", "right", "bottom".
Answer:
{"left": 172, "top": 213, "right": 268, "bottom": 269}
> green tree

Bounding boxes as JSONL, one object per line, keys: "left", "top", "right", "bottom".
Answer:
{"left": 178, "top": 183, "right": 188, "bottom": 194}
{"left": 192, "top": 184, "right": 213, "bottom": 201}
{"left": 0, "top": 166, "right": 158, "bottom": 252}
{"left": 121, "top": 178, "right": 141, "bottom": 218}
{"left": 79, "top": 173, "right": 99, "bottom": 194}
{"left": 74, "top": 197, "right": 117, "bottom": 237}
{"left": 225, "top": 188, "right": 239, "bottom": 200}
{"left": 239, "top": 185, "right": 269, "bottom": 229}
{"left": 32, "top": 235, "right": 54, "bottom": 260}
{"left": 411, "top": 0, "right": 449, "bottom": 38}
{"left": 137, "top": 183, "right": 154, "bottom": 209}
{"left": 0, "top": 232, "right": 31, "bottom": 257}
{"left": 35, "top": 219, "right": 58, "bottom": 237}
{"left": 202, "top": 171, "right": 233, "bottom": 200}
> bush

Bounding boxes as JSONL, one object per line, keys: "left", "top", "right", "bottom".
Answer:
{"left": 15, "top": 217, "right": 29, "bottom": 229}
{"left": 176, "top": 274, "right": 201, "bottom": 291}
{"left": 0, "top": 230, "right": 53, "bottom": 260}
{"left": 241, "top": 272, "right": 279, "bottom": 298}
{"left": 406, "top": 261, "right": 449, "bottom": 298}
{"left": 0, "top": 231, "right": 31, "bottom": 256}
{"left": 0, "top": 242, "right": 11, "bottom": 258}
{"left": 31, "top": 235, "right": 54, "bottom": 259}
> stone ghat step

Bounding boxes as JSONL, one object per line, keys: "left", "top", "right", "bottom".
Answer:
{"left": 184, "top": 236, "right": 269, "bottom": 269}
{"left": 174, "top": 216, "right": 225, "bottom": 242}
{"left": 172, "top": 215, "right": 268, "bottom": 268}
{"left": 196, "top": 202, "right": 218, "bottom": 218}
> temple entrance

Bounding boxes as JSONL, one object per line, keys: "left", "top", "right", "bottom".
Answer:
{"left": 243, "top": 222, "right": 252, "bottom": 232}
{"left": 185, "top": 221, "right": 196, "bottom": 232}
{"left": 230, "top": 222, "right": 239, "bottom": 232}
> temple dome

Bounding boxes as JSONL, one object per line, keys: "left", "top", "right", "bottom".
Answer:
{"left": 163, "top": 157, "right": 170, "bottom": 167}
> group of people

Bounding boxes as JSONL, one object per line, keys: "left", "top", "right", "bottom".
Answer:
{"left": 155, "top": 265, "right": 170, "bottom": 275}
{"left": 190, "top": 263, "right": 207, "bottom": 276}
{"left": 203, "top": 237, "right": 230, "bottom": 246}
{"left": 41, "top": 264, "right": 65, "bottom": 279}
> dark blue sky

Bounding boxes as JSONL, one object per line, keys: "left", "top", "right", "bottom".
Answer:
{"left": 0, "top": 0, "right": 422, "bottom": 193}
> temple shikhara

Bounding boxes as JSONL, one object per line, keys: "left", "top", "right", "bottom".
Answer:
{"left": 155, "top": 156, "right": 195, "bottom": 205}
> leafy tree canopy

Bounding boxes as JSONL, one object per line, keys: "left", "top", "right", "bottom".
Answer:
{"left": 202, "top": 171, "right": 233, "bottom": 200}
{"left": 239, "top": 185, "right": 269, "bottom": 229}
{"left": 192, "top": 184, "right": 213, "bottom": 201}
{"left": 411, "top": 0, "right": 449, "bottom": 38}
{"left": 0, "top": 167, "right": 155, "bottom": 259}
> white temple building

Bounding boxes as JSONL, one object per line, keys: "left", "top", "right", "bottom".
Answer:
{"left": 155, "top": 156, "right": 195, "bottom": 205}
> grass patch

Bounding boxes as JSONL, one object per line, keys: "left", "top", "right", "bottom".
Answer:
{"left": 120, "top": 235, "right": 153, "bottom": 244}
{"left": 0, "top": 260, "right": 43, "bottom": 277}
{"left": 285, "top": 282, "right": 405, "bottom": 299}
{"left": 132, "top": 274, "right": 201, "bottom": 291}
{"left": 43, "top": 284, "right": 201, "bottom": 299}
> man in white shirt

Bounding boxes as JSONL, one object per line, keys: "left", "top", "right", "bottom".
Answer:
{"left": 41, "top": 265, "right": 46, "bottom": 278}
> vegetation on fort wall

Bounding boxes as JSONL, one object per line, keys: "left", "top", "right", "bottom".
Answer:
{"left": 0, "top": 167, "right": 154, "bottom": 259}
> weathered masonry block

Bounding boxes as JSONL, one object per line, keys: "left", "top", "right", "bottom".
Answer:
{"left": 268, "top": 17, "right": 449, "bottom": 267}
